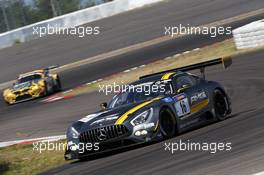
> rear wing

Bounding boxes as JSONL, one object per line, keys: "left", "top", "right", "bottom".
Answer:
{"left": 139, "top": 57, "right": 232, "bottom": 79}
{"left": 44, "top": 65, "right": 59, "bottom": 71}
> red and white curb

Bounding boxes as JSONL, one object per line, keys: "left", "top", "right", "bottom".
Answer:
{"left": 164, "top": 48, "right": 201, "bottom": 60}
{"left": 42, "top": 95, "right": 65, "bottom": 103}
{"left": 41, "top": 78, "right": 105, "bottom": 103}
{"left": 0, "top": 135, "right": 66, "bottom": 148}
{"left": 123, "top": 64, "right": 146, "bottom": 73}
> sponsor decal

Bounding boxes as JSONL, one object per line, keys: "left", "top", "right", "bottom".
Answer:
{"left": 190, "top": 91, "right": 207, "bottom": 104}
{"left": 134, "top": 122, "right": 155, "bottom": 131}
{"left": 172, "top": 93, "right": 190, "bottom": 117}
{"left": 190, "top": 99, "right": 209, "bottom": 113}
{"left": 172, "top": 93, "right": 186, "bottom": 102}
{"left": 79, "top": 111, "right": 109, "bottom": 123}
{"left": 90, "top": 114, "right": 119, "bottom": 125}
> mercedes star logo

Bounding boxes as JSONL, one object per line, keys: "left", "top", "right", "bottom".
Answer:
{"left": 97, "top": 128, "right": 107, "bottom": 141}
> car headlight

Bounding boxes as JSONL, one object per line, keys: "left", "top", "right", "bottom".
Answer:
{"left": 67, "top": 127, "right": 79, "bottom": 139}
{"left": 131, "top": 108, "right": 153, "bottom": 126}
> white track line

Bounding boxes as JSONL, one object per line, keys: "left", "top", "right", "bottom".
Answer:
{"left": 41, "top": 95, "right": 59, "bottom": 102}
{"left": 164, "top": 56, "right": 172, "bottom": 60}
{"left": 47, "top": 96, "right": 64, "bottom": 102}
{"left": 253, "top": 171, "right": 264, "bottom": 175}
{"left": 63, "top": 89, "right": 73, "bottom": 94}
{"left": 131, "top": 67, "right": 138, "bottom": 70}
{"left": 0, "top": 135, "right": 66, "bottom": 148}
{"left": 193, "top": 48, "right": 200, "bottom": 51}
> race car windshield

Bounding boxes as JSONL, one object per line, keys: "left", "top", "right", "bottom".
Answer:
{"left": 13, "top": 81, "right": 31, "bottom": 90}
{"left": 17, "top": 74, "right": 42, "bottom": 84}
{"left": 108, "top": 81, "right": 172, "bottom": 108}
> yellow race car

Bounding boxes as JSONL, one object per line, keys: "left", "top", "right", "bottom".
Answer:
{"left": 3, "top": 67, "right": 62, "bottom": 105}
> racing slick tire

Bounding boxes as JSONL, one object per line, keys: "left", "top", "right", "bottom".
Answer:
{"left": 54, "top": 76, "right": 62, "bottom": 92}
{"left": 213, "top": 89, "right": 230, "bottom": 121}
{"left": 159, "top": 108, "right": 177, "bottom": 139}
{"left": 44, "top": 81, "right": 53, "bottom": 95}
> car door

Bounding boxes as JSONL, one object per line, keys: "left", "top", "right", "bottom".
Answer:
{"left": 172, "top": 74, "right": 209, "bottom": 120}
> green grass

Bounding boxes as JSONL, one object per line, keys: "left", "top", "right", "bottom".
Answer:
{"left": 0, "top": 141, "right": 68, "bottom": 175}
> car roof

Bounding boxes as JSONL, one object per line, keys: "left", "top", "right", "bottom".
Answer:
{"left": 18, "top": 70, "right": 44, "bottom": 79}
{"left": 132, "top": 71, "right": 185, "bottom": 85}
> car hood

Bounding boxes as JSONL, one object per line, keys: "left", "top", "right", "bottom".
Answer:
{"left": 75, "top": 98, "right": 160, "bottom": 131}
{"left": 79, "top": 103, "right": 139, "bottom": 127}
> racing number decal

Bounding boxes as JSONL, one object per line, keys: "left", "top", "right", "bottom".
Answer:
{"left": 175, "top": 98, "right": 190, "bottom": 117}
{"left": 180, "top": 100, "right": 188, "bottom": 114}
{"left": 173, "top": 94, "right": 190, "bottom": 117}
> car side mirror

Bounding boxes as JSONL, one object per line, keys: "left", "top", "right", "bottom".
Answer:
{"left": 177, "top": 84, "right": 190, "bottom": 93}
{"left": 100, "top": 102, "right": 107, "bottom": 109}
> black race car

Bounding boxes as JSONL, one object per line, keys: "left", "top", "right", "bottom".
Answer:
{"left": 65, "top": 57, "right": 232, "bottom": 160}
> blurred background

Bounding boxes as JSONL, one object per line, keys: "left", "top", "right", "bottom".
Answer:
{"left": 0, "top": 0, "right": 113, "bottom": 33}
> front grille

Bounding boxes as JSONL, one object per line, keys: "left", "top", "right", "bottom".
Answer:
{"left": 78, "top": 139, "right": 137, "bottom": 156}
{"left": 16, "top": 94, "right": 32, "bottom": 101}
{"left": 22, "top": 89, "right": 29, "bottom": 93}
{"left": 14, "top": 91, "right": 20, "bottom": 95}
{"left": 79, "top": 125, "right": 129, "bottom": 143}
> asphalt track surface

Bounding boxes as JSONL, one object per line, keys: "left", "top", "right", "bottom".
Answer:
{"left": 0, "top": 0, "right": 264, "bottom": 83}
{"left": 1, "top": 1, "right": 264, "bottom": 141}
{"left": 0, "top": 0, "right": 264, "bottom": 174}
{"left": 40, "top": 50, "right": 264, "bottom": 175}
{"left": 0, "top": 26, "right": 263, "bottom": 141}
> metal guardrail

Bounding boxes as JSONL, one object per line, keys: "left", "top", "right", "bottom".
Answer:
{"left": 0, "top": 0, "right": 109, "bottom": 33}
{"left": 0, "top": 0, "right": 163, "bottom": 50}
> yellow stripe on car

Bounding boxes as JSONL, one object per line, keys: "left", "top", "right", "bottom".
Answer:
{"left": 161, "top": 72, "right": 174, "bottom": 80}
{"left": 115, "top": 97, "right": 160, "bottom": 125}
{"left": 191, "top": 99, "right": 209, "bottom": 113}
